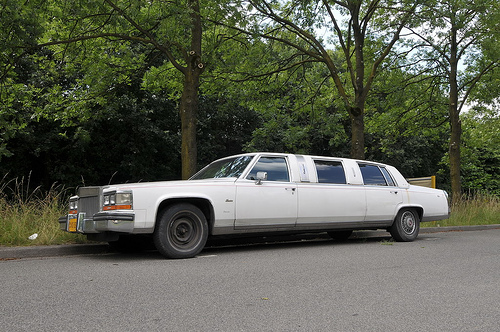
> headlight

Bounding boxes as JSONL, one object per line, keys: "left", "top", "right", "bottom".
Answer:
{"left": 69, "top": 197, "right": 78, "bottom": 212}
{"left": 116, "top": 192, "right": 132, "bottom": 205}
{"left": 103, "top": 191, "right": 133, "bottom": 210}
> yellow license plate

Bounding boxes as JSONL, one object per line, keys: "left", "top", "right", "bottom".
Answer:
{"left": 68, "top": 218, "right": 77, "bottom": 232}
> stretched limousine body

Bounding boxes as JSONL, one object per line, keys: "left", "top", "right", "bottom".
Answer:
{"left": 59, "top": 153, "right": 450, "bottom": 258}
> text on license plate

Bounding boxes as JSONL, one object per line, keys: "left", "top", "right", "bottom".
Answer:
{"left": 68, "top": 218, "right": 77, "bottom": 232}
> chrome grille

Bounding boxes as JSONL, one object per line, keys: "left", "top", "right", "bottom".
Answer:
{"left": 77, "top": 186, "right": 102, "bottom": 219}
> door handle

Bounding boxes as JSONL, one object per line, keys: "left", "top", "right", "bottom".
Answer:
{"left": 390, "top": 191, "right": 398, "bottom": 194}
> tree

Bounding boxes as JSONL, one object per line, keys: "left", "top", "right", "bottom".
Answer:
{"left": 216, "top": 0, "right": 420, "bottom": 159}
{"left": 0, "top": 0, "right": 45, "bottom": 161}
{"left": 35, "top": 0, "right": 205, "bottom": 179}
{"left": 408, "top": 0, "right": 500, "bottom": 200}
{"left": 461, "top": 108, "right": 500, "bottom": 195}
{"left": 365, "top": 66, "right": 450, "bottom": 177}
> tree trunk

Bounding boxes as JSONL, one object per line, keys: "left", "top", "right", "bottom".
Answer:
{"left": 180, "top": 69, "right": 200, "bottom": 179}
{"left": 449, "top": 105, "right": 462, "bottom": 201}
{"left": 349, "top": 106, "right": 365, "bottom": 160}
{"left": 180, "top": 0, "right": 203, "bottom": 180}
{"left": 324, "top": 53, "right": 366, "bottom": 160}
{"left": 448, "top": 22, "right": 462, "bottom": 202}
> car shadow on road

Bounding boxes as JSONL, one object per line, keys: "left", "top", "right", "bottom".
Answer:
{"left": 89, "top": 232, "right": 396, "bottom": 261}
{"left": 203, "top": 232, "right": 395, "bottom": 255}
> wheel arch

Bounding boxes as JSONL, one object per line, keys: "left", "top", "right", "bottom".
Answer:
{"left": 395, "top": 205, "right": 423, "bottom": 222}
{"left": 155, "top": 198, "right": 214, "bottom": 234}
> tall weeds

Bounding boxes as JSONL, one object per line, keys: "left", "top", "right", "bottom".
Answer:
{"left": 424, "top": 192, "right": 500, "bottom": 227}
{"left": 0, "top": 176, "right": 87, "bottom": 246}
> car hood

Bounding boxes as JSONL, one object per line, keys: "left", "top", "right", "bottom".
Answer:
{"left": 103, "top": 178, "right": 238, "bottom": 192}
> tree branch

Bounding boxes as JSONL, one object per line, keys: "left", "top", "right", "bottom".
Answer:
{"left": 103, "top": 0, "right": 186, "bottom": 74}
{"left": 458, "top": 61, "right": 499, "bottom": 114}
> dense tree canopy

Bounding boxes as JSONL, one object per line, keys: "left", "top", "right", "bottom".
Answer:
{"left": 0, "top": 0, "right": 498, "bottom": 199}
{"left": 213, "top": 0, "right": 421, "bottom": 160}
{"left": 406, "top": 0, "right": 500, "bottom": 199}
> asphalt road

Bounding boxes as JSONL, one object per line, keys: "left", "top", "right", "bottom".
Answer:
{"left": 1, "top": 228, "right": 499, "bottom": 332}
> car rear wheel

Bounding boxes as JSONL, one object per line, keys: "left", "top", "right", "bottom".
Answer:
{"left": 154, "top": 203, "right": 208, "bottom": 259}
{"left": 389, "top": 208, "right": 420, "bottom": 242}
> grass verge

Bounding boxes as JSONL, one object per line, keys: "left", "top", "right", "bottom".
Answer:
{"left": 0, "top": 178, "right": 88, "bottom": 247}
{"left": 423, "top": 192, "right": 500, "bottom": 227}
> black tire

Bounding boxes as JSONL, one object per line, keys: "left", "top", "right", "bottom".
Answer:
{"left": 389, "top": 208, "right": 420, "bottom": 242}
{"left": 327, "top": 230, "right": 353, "bottom": 241}
{"left": 154, "top": 203, "right": 208, "bottom": 259}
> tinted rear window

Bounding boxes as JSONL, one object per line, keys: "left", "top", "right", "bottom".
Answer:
{"left": 380, "top": 167, "right": 396, "bottom": 186}
{"left": 314, "top": 160, "right": 346, "bottom": 184}
{"left": 359, "top": 164, "right": 387, "bottom": 186}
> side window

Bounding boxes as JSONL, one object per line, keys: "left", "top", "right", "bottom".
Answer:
{"left": 246, "top": 157, "right": 290, "bottom": 182}
{"left": 380, "top": 167, "right": 396, "bottom": 186}
{"left": 359, "top": 164, "right": 387, "bottom": 186}
{"left": 314, "top": 160, "right": 346, "bottom": 184}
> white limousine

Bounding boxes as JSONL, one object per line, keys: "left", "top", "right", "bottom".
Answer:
{"left": 59, "top": 153, "right": 450, "bottom": 258}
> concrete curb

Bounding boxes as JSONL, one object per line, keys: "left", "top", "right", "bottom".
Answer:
{"left": 420, "top": 224, "right": 500, "bottom": 233}
{"left": 0, "top": 243, "right": 111, "bottom": 260}
{"left": 349, "top": 224, "right": 500, "bottom": 240}
{"left": 1, "top": 224, "right": 499, "bottom": 260}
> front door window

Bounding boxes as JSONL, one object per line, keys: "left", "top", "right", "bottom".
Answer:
{"left": 235, "top": 156, "right": 297, "bottom": 228}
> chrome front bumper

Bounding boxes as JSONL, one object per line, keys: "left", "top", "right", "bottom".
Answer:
{"left": 59, "top": 211, "right": 135, "bottom": 234}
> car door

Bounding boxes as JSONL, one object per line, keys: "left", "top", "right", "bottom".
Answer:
{"left": 234, "top": 156, "right": 297, "bottom": 229}
{"left": 297, "top": 159, "right": 366, "bottom": 225}
{"left": 359, "top": 164, "right": 402, "bottom": 222}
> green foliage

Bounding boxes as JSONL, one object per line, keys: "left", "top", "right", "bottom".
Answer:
{"left": 1, "top": 0, "right": 45, "bottom": 161}
{"left": 437, "top": 108, "right": 500, "bottom": 195}
{"left": 197, "top": 95, "right": 262, "bottom": 167}
{"left": 35, "top": 0, "right": 212, "bottom": 119}
{"left": 203, "top": 28, "right": 350, "bottom": 156}
{"left": 0, "top": 0, "right": 264, "bottom": 188}
{"left": 244, "top": 105, "right": 351, "bottom": 157}
{"left": 365, "top": 64, "right": 450, "bottom": 177}
{"left": 1, "top": 59, "right": 263, "bottom": 188}
{"left": 1, "top": 87, "right": 184, "bottom": 188}
{"left": 460, "top": 109, "right": 500, "bottom": 194}
{"left": 0, "top": 0, "right": 498, "bottom": 199}
{"left": 409, "top": 0, "right": 499, "bottom": 111}
{"left": 0, "top": 0, "right": 44, "bottom": 62}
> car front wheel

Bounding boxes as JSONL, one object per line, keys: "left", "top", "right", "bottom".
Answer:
{"left": 389, "top": 208, "right": 420, "bottom": 242}
{"left": 154, "top": 203, "right": 208, "bottom": 259}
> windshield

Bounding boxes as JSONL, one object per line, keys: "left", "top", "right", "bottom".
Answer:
{"left": 190, "top": 156, "right": 253, "bottom": 180}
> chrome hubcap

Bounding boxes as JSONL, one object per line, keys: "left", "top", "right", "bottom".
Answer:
{"left": 171, "top": 218, "right": 196, "bottom": 246}
{"left": 401, "top": 211, "right": 416, "bottom": 235}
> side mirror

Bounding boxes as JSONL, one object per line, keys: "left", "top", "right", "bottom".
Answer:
{"left": 256, "top": 171, "right": 268, "bottom": 185}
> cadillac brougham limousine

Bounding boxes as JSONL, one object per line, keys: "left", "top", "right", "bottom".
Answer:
{"left": 59, "top": 153, "right": 450, "bottom": 258}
